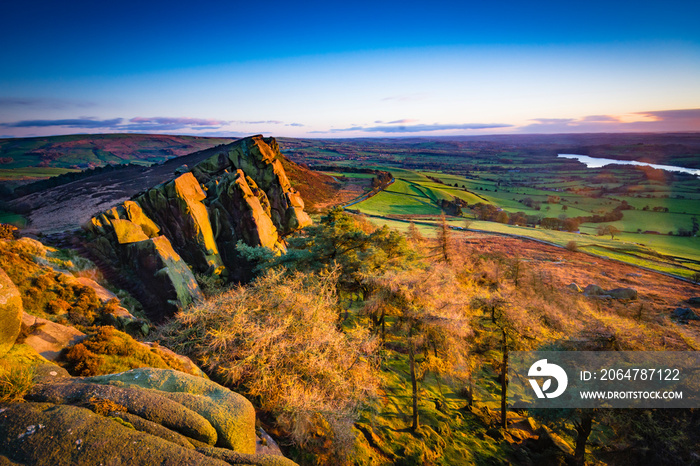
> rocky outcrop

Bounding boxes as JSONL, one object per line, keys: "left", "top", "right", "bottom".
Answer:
{"left": 673, "top": 307, "right": 699, "bottom": 322}
{"left": 84, "top": 136, "right": 312, "bottom": 321}
{"left": 207, "top": 170, "right": 285, "bottom": 274}
{"left": 607, "top": 287, "right": 638, "bottom": 300}
{"left": 0, "top": 267, "right": 22, "bottom": 356}
{"left": 583, "top": 284, "right": 637, "bottom": 300}
{"left": 0, "top": 368, "right": 296, "bottom": 466}
{"left": 87, "top": 368, "right": 255, "bottom": 452}
{"left": 191, "top": 136, "right": 311, "bottom": 235}
{"left": 583, "top": 284, "right": 605, "bottom": 296}
{"left": 125, "top": 236, "right": 203, "bottom": 313}
{"left": 134, "top": 173, "right": 224, "bottom": 274}
{"left": 0, "top": 402, "right": 229, "bottom": 466}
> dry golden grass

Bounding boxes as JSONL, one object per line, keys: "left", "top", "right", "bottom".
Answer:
{"left": 456, "top": 235, "right": 700, "bottom": 351}
{"left": 158, "top": 269, "right": 379, "bottom": 457}
{"left": 0, "top": 365, "right": 34, "bottom": 403}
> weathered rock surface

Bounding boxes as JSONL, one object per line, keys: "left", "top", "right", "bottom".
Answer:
{"left": 583, "top": 284, "right": 606, "bottom": 296}
{"left": 21, "top": 312, "right": 86, "bottom": 361}
{"left": 0, "top": 267, "right": 22, "bottom": 356}
{"left": 84, "top": 135, "right": 312, "bottom": 320}
{"left": 191, "top": 136, "right": 311, "bottom": 235}
{"left": 584, "top": 284, "right": 637, "bottom": 300}
{"left": 607, "top": 287, "right": 638, "bottom": 300}
{"left": 673, "top": 307, "right": 699, "bottom": 322}
{"left": 197, "top": 446, "right": 299, "bottom": 466}
{"left": 140, "top": 342, "right": 208, "bottom": 378}
{"left": 28, "top": 381, "right": 219, "bottom": 444}
{"left": 0, "top": 368, "right": 296, "bottom": 465}
{"left": 85, "top": 206, "right": 201, "bottom": 320}
{"left": 87, "top": 368, "right": 256, "bottom": 453}
{"left": 134, "top": 172, "right": 224, "bottom": 274}
{"left": 74, "top": 276, "right": 117, "bottom": 302}
{"left": 124, "top": 236, "right": 203, "bottom": 316}
{"left": 0, "top": 403, "right": 231, "bottom": 466}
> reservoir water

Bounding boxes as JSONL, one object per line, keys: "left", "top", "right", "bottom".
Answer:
{"left": 557, "top": 154, "right": 700, "bottom": 177}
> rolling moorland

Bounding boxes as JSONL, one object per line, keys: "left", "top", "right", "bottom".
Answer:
{"left": 0, "top": 133, "right": 699, "bottom": 465}
{"left": 280, "top": 134, "right": 700, "bottom": 281}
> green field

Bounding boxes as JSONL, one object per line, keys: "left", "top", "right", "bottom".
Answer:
{"left": 0, "top": 167, "right": 81, "bottom": 180}
{"left": 0, "top": 210, "right": 27, "bottom": 227}
{"left": 354, "top": 180, "right": 443, "bottom": 216}
{"left": 351, "top": 165, "right": 700, "bottom": 280}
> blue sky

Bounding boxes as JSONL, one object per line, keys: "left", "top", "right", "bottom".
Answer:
{"left": 1, "top": 0, "right": 699, "bottom": 138}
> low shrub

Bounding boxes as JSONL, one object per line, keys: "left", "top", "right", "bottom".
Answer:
{"left": 159, "top": 269, "right": 379, "bottom": 457}
{"left": 62, "top": 326, "right": 186, "bottom": 377}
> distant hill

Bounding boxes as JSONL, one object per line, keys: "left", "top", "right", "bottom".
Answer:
{"left": 0, "top": 133, "right": 236, "bottom": 181}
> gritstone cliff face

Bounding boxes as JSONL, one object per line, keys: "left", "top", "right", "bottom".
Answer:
{"left": 83, "top": 135, "right": 312, "bottom": 321}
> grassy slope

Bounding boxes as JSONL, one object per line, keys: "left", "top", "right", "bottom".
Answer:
{"left": 351, "top": 166, "right": 700, "bottom": 280}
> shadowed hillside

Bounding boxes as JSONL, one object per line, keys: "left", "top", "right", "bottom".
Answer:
{"left": 0, "top": 133, "right": 236, "bottom": 182}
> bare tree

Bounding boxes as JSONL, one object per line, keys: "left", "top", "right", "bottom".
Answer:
{"left": 363, "top": 265, "right": 472, "bottom": 432}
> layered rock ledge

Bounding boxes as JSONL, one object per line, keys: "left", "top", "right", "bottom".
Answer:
{"left": 83, "top": 135, "right": 312, "bottom": 321}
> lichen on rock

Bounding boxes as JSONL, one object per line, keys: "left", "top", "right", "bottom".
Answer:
{"left": 87, "top": 368, "right": 257, "bottom": 454}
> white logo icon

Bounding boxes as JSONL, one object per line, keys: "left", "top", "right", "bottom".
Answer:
{"left": 528, "top": 359, "right": 568, "bottom": 399}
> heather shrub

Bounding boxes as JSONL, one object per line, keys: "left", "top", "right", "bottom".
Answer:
{"left": 0, "top": 223, "right": 18, "bottom": 240}
{"left": 62, "top": 326, "right": 186, "bottom": 376}
{"left": 158, "top": 268, "right": 379, "bottom": 456}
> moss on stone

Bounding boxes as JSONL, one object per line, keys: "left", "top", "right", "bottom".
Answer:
{"left": 87, "top": 368, "right": 256, "bottom": 454}
{"left": 110, "top": 411, "right": 195, "bottom": 449}
{"left": 125, "top": 236, "right": 203, "bottom": 316}
{"left": 197, "top": 446, "right": 299, "bottom": 466}
{"left": 0, "top": 402, "right": 228, "bottom": 465}
{"left": 28, "top": 381, "right": 218, "bottom": 445}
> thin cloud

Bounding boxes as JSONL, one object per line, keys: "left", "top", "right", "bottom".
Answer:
{"left": 580, "top": 115, "right": 620, "bottom": 123}
{"left": 0, "top": 98, "right": 44, "bottom": 107}
{"left": 521, "top": 108, "right": 700, "bottom": 133}
{"left": 235, "top": 120, "right": 284, "bottom": 125}
{"left": 528, "top": 118, "right": 577, "bottom": 126}
{"left": 330, "top": 123, "right": 513, "bottom": 133}
{"left": 0, "top": 97, "right": 95, "bottom": 109}
{"left": 129, "top": 117, "right": 230, "bottom": 126}
{"left": 635, "top": 108, "right": 700, "bottom": 121}
{"left": 1, "top": 118, "right": 123, "bottom": 128}
{"left": 286, "top": 123, "right": 305, "bottom": 127}
{"left": 387, "top": 119, "right": 419, "bottom": 124}
{"left": 0, "top": 116, "right": 233, "bottom": 133}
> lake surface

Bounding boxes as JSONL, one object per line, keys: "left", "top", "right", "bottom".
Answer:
{"left": 557, "top": 154, "right": 700, "bottom": 177}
